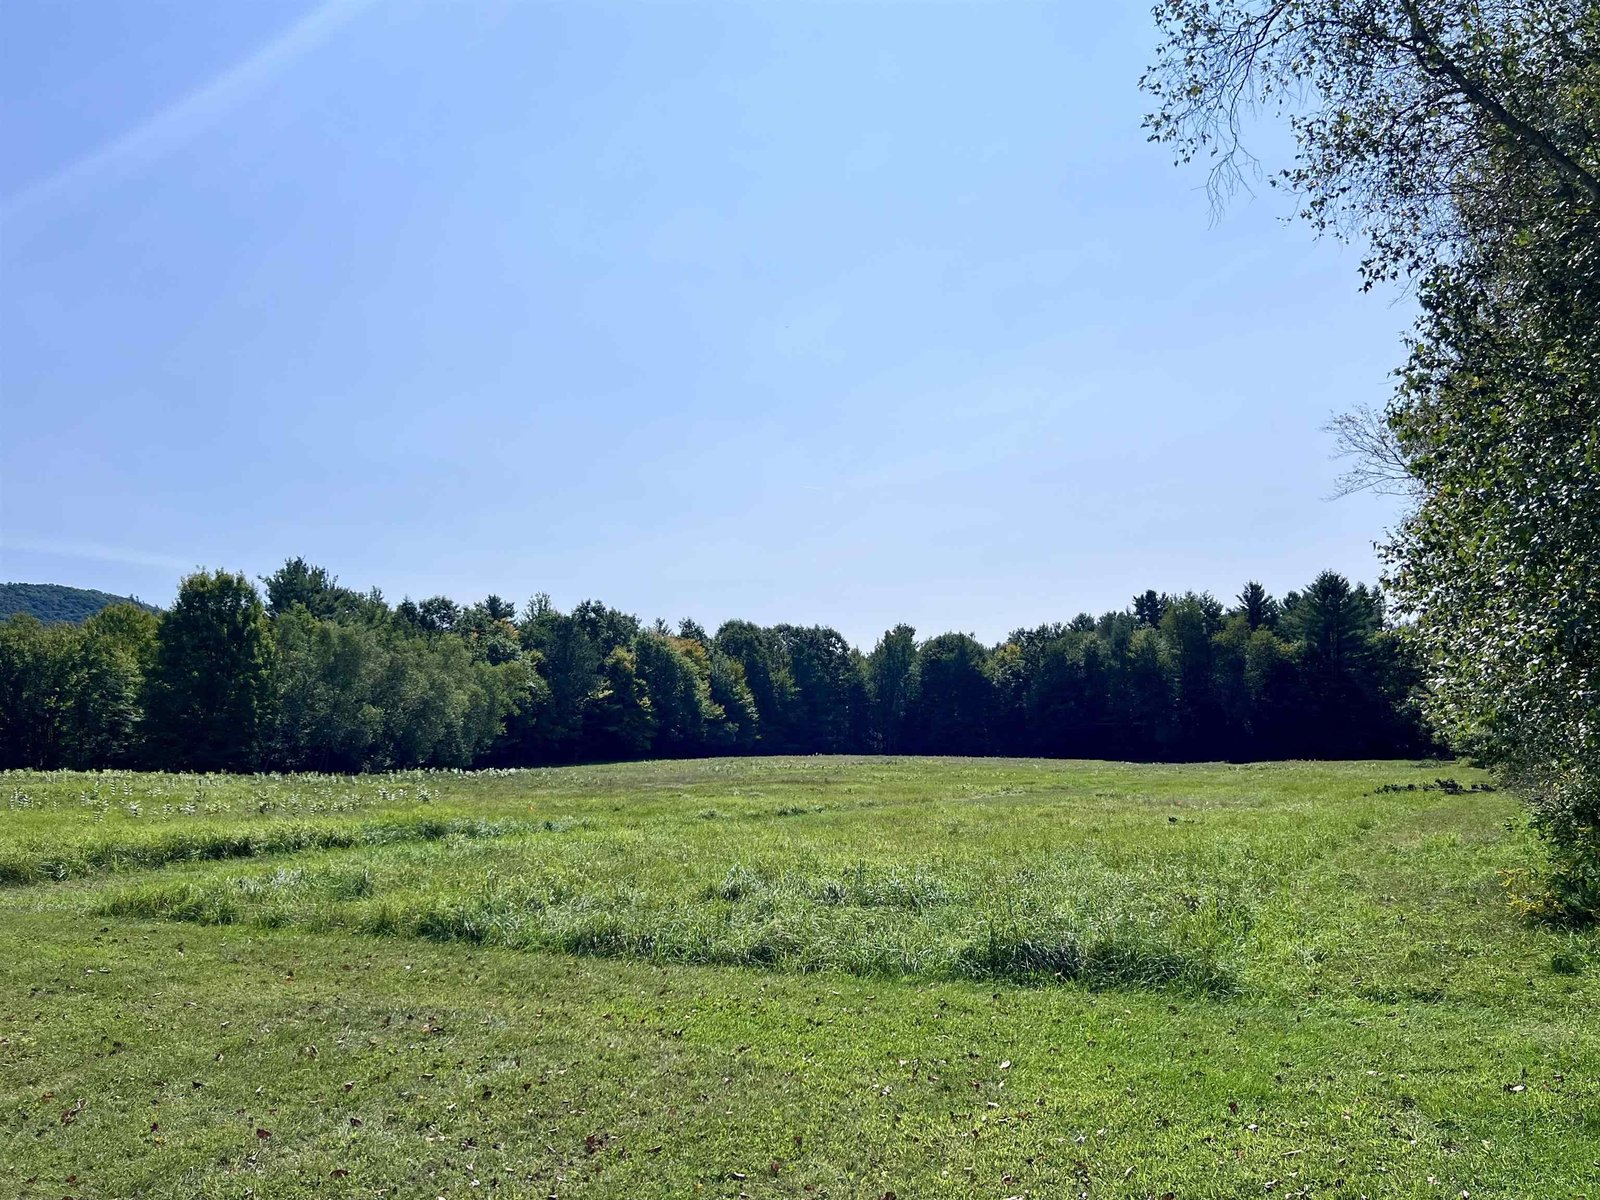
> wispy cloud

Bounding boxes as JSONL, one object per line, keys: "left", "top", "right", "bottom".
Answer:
{"left": 3, "top": 0, "right": 376, "bottom": 220}
{"left": 0, "top": 537, "right": 200, "bottom": 573}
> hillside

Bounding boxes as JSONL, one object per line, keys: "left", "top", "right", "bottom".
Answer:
{"left": 0, "top": 582, "right": 158, "bottom": 624}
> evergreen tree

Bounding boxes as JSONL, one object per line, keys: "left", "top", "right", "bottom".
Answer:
{"left": 1234, "top": 581, "right": 1279, "bottom": 631}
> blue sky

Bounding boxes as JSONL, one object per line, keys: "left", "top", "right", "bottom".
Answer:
{"left": 1, "top": 0, "right": 1409, "bottom": 647}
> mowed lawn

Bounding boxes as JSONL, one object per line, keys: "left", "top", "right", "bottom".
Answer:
{"left": 3, "top": 758, "right": 1597, "bottom": 1198}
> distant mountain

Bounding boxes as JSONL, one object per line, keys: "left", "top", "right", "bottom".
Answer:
{"left": 0, "top": 583, "right": 159, "bottom": 624}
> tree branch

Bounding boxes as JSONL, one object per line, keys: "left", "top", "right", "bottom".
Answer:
{"left": 1397, "top": 0, "right": 1600, "bottom": 205}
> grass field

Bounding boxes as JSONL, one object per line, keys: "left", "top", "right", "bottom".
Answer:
{"left": 3, "top": 757, "right": 1597, "bottom": 1198}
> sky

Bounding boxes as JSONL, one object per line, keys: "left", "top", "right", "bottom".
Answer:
{"left": 0, "top": 0, "right": 1412, "bottom": 648}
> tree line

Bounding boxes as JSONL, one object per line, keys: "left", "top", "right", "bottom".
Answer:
{"left": 0, "top": 559, "right": 1433, "bottom": 772}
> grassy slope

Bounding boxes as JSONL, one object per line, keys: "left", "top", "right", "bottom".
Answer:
{"left": 2, "top": 758, "right": 1596, "bottom": 1199}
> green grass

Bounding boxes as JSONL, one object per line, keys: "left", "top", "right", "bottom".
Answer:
{"left": 2, "top": 756, "right": 1597, "bottom": 1198}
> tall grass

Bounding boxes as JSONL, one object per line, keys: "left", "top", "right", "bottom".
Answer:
{"left": 0, "top": 814, "right": 511, "bottom": 886}
{"left": 98, "top": 843, "right": 1258, "bottom": 996}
